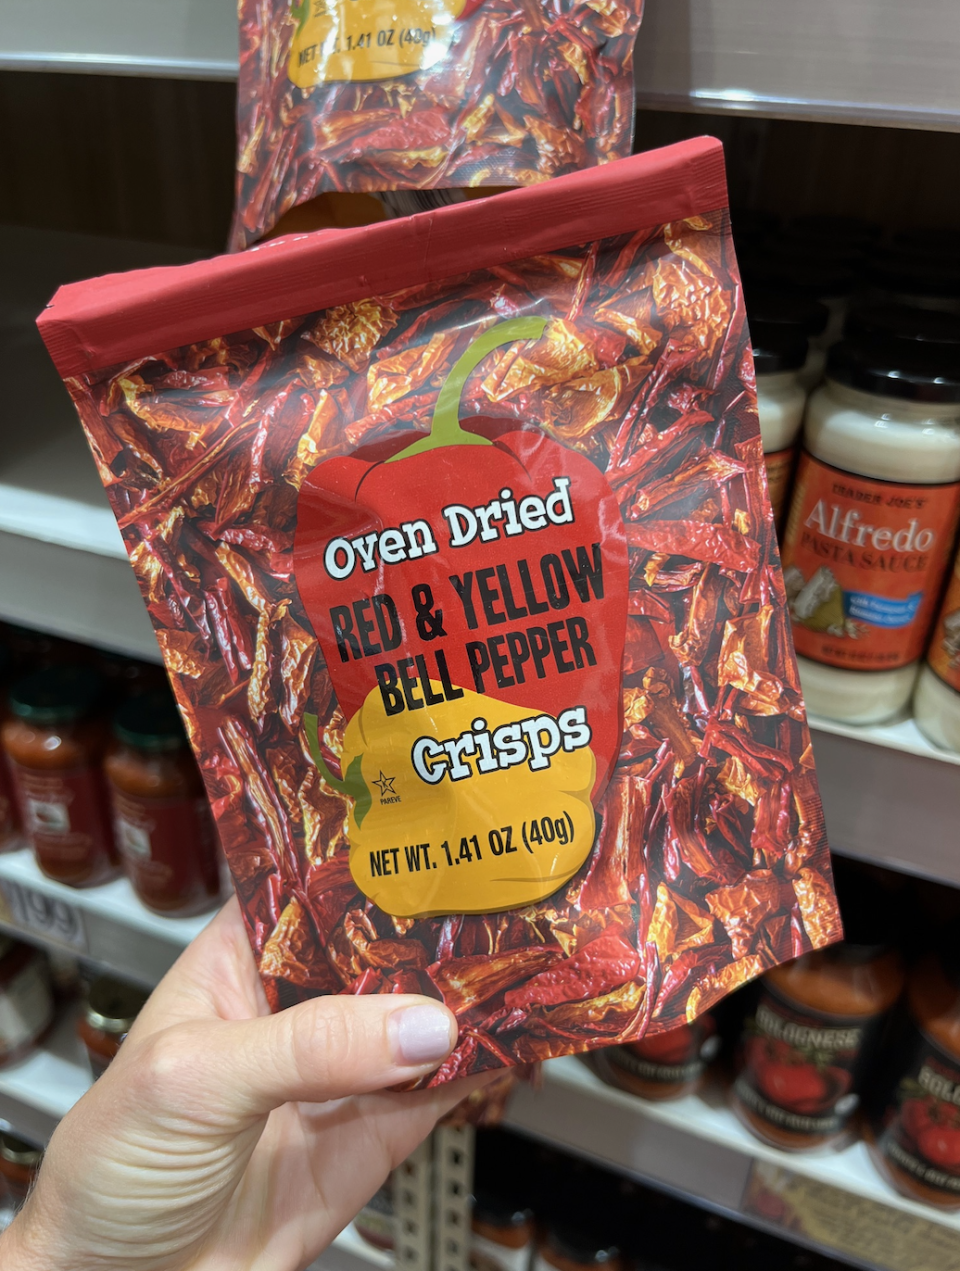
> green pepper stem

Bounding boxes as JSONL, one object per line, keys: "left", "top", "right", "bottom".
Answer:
{"left": 386, "top": 316, "right": 547, "bottom": 462}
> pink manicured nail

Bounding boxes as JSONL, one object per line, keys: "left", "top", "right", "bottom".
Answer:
{"left": 392, "top": 1004, "right": 455, "bottom": 1066}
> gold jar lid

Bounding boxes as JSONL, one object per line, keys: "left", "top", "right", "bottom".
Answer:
{"left": 0, "top": 1131, "right": 43, "bottom": 1168}
{"left": 85, "top": 976, "right": 149, "bottom": 1035}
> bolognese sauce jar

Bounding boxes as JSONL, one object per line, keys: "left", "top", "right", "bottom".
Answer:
{"left": 0, "top": 643, "right": 19, "bottom": 851}
{"left": 104, "top": 693, "right": 220, "bottom": 916}
{"left": 732, "top": 870, "right": 903, "bottom": 1152}
{"left": 1, "top": 667, "right": 117, "bottom": 887}
{"left": 77, "top": 975, "right": 149, "bottom": 1078}
{"left": 535, "top": 1223, "right": 620, "bottom": 1271}
{"left": 0, "top": 938, "right": 54, "bottom": 1068}
{"left": 780, "top": 341, "right": 960, "bottom": 724}
{"left": 593, "top": 1014, "right": 719, "bottom": 1101}
{"left": 471, "top": 1193, "right": 534, "bottom": 1271}
{"left": 0, "top": 1133, "right": 42, "bottom": 1211}
{"left": 868, "top": 925, "right": 960, "bottom": 1209}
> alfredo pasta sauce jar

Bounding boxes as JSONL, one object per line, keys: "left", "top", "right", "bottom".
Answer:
{"left": 780, "top": 337, "right": 960, "bottom": 725}
{"left": 732, "top": 867, "right": 904, "bottom": 1151}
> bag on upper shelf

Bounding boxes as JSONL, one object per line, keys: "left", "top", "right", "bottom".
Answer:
{"left": 38, "top": 138, "right": 842, "bottom": 1083}
{"left": 230, "top": 0, "right": 646, "bottom": 248}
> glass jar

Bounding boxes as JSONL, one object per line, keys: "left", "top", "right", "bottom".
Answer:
{"left": 1, "top": 666, "right": 118, "bottom": 886}
{"left": 0, "top": 1132, "right": 42, "bottom": 1210}
{"left": 77, "top": 975, "right": 149, "bottom": 1077}
{"left": 867, "top": 928, "right": 960, "bottom": 1209}
{"left": 751, "top": 329, "right": 808, "bottom": 528}
{"left": 780, "top": 343, "right": 960, "bottom": 724}
{"left": 354, "top": 1179, "right": 395, "bottom": 1251}
{"left": 914, "top": 542, "right": 960, "bottom": 752}
{"left": 534, "top": 1224, "right": 620, "bottom": 1271}
{"left": 593, "top": 1014, "right": 719, "bottom": 1102}
{"left": 0, "top": 937, "right": 54, "bottom": 1068}
{"left": 747, "top": 289, "right": 829, "bottom": 393}
{"left": 103, "top": 692, "right": 221, "bottom": 916}
{"left": 0, "top": 643, "right": 19, "bottom": 851}
{"left": 470, "top": 1193, "right": 534, "bottom": 1271}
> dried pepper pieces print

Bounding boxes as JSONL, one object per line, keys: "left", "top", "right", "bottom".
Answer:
{"left": 40, "top": 143, "right": 842, "bottom": 1081}
{"left": 231, "top": 0, "right": 645, "bottom": 248}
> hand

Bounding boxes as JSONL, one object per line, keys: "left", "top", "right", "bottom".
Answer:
{"left": 1, "top": 897, "right": 482, "bottom": 1271}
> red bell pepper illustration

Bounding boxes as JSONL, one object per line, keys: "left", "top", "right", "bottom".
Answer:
{"left": 295, "top": 318, "right": 629, "bottom": 917}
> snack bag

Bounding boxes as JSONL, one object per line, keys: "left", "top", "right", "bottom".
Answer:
{"left": 230, "top": 0, "right": 645, "bottom": 248}
{"left": 39, "top": 138, "right": 842, "bottom": 1081}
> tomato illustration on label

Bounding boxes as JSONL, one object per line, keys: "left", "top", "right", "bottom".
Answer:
{"left": 295, "top": 318, "right": 629, "bottom": 917}
{"left": 927, "top": 555, "right": 960, "bottom": 695}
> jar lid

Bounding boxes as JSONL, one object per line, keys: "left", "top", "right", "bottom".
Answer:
{"left": 826, "top": 340, "right": 960, "bottom": 404}
{"left": 866, "top": 251, "right": 960, "bottom": 302}
{"left": 751, "top": 327, "right": 808, "bottom": 375}
{"left": 8, "top": 665, "right": 102, "bottom": 724}
{"left": 113, "top": 690, "right": 186, "bottom": 753}
{"left": 746, "top": 289, "right": 829, "bottom": 338}
{"left": 85, "top": 976, "right": 149, "bottom": 1034}
{"left": 845, "top": 304, "right": 960, "bottom": 356}
{"left": 0, "top": 1132, "right": 43, "bottom": 1168}
{"left": 543, "top": 1224, "right": 619, "bottom": 1268}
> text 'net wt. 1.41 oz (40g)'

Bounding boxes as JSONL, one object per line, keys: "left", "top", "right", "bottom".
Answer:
{"left": 231, "top": 0, "right": 646, "bottom": 247}
{"left": 39, "top": 138, "right": 842, "bottom": 1082}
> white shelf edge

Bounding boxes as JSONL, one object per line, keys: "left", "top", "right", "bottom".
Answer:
{"left": 0, "top": 482, "right": 128, "bottom": 561}
{"left": 808, "top": 712, "right": 960, "bottom": 769}
{"left": 505, "top": 1056, "right": 960, "bottom": 1269}
{"left": 0, "top": 51, "right": 240, "bottom": 79}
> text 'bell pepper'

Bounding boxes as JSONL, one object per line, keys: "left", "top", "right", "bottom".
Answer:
{"left": 296, "top": 319, "right": 629, "bottom": 917}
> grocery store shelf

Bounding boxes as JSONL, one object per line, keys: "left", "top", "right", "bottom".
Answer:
{"left": 4, "top": 0, "right": 960, "bottom": 131}
{"left": 0, "top": 848, "right": 213, "bottom": 987}
{"left": 808, "top": 714, "right": 960, "bottom": 888}
{"left": 0, "top": 226, "right": 199, "bottom": 658}
{"left": 506, "top": 1057, "right": 960, "bottom": 1271}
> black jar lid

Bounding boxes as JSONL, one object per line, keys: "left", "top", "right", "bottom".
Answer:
{"left": 85, "top": 976, "right": 150, "bottom": 1034}
{"left": 866, "top": 251, "right": 960, "bottom": 302}
{"left": 845, "top": 305, "right": 960, "bottom": 359}
{"left": 472, "top": 1191, "right": 533, "bottom": 1232}
{"left": 746, "top": 289, "right": 829, "bottom": 338}
{"left": 826, "top": 340, "right": 960, "bottom": 403}
{"left": 114, "top": 690, "right": 186, "bottom": 753}
{"left": 752, "top": 327, "right": 808, "bottom": 375}
{"left": 8, "top": 665, "right": 102, "bottom": 725}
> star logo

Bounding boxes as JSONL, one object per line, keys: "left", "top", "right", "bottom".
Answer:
{"left": 373, "top": 771, "right": 397, "bottom": 798}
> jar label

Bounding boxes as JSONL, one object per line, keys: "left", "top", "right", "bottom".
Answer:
{"left": 927, "top": 553, "right": 960, "bottom": 696}
{"left": 609, "top": 1019, "right": 718, "bottom": 1086}
{"left": 735, "top": 983, "right": 883, "bottom": 1138}
{"left": 0, "top": 956, "right": 52, "bottom": 1060}
{"left": 875, "top": 1028, "right": 960, "bottom": 1198}
{"left": 764, "top": 446, "right": 795, "bottom": 527}
{"left": 109, "top": 788, "right": 219, "bottom": 909}
{"left": 780, "top": 452, "right": 960, "bottom": 671}
{"left": 9, "top": 764, "right": 114, "bottom": 878}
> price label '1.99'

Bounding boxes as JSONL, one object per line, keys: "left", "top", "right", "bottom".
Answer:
{"left": 0, "top": 879, "right": 88, "bottom": 952}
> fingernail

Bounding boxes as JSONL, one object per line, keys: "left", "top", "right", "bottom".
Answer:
{"left": 392, "top": 1004, "right": 455, "bottom": 1066}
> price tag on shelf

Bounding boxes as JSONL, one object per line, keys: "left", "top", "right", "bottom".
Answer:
{"left": 0, "top": 878, "right": 88, "bottom": 953}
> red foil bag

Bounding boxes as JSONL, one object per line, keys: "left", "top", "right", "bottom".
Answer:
{"left": 38, "top": 139, "right": 842, "bottom": 1081}
{"left": 230, "top": 0, "right": 645, "bottom": 248}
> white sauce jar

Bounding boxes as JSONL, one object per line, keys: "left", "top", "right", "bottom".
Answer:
{"left": 914, "top": 545, "right": 960, "bottom": 752}
{"left": 752, "top": 329, "right": 808, "bottom": 526}
{"left": 780, "top": 342, "right": 960, "bottom": 725}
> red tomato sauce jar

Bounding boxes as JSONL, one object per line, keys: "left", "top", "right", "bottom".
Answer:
{"left": 1, "top": 666, "right": 117, "bottom": 887}
{"left": 731, "top": 865, "right": 904, "bottom": 1151}
{"left": 0, "top": 1132, "right": 43, "bottom": 1211}
{"left": 77, "top": 974, "right": 149, "bottom": 1078}
{"left": 868, "top": 921, "right": 960, "bottom": 1209}
{"left": 104, "top": 692, "right": 221, "bottom": 916}
{"left": 593, "top": 1014, "right": 719, "bottom": 1102}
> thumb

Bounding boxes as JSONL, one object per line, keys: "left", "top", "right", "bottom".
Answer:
{"left": 143, "top": 994, "right": 459, "bottom": 1120}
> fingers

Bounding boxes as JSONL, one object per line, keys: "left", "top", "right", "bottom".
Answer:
{"left": 136, "top": 992, "right": 459, "bottom": 1123}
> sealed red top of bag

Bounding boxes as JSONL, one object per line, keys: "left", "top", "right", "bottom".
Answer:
{"left": 230, "top": 0, "right": 645, "bottom": 248}
{"left": 39, "top": 138, "right": 842, "bottom": 1081}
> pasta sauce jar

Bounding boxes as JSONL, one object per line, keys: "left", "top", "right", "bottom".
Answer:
{"left": 914, "top": 543, "right": 960, "bottom": 753}
{"left": 732, "top": 868, "right": 903, "bottom": 1151}
{"left": 751, "top": 328, "right": 808, "bottom": 528}
{"left": 0, "top": 937, "right": 54, "bottom": 1068}
{"left": 868, "top": 923, "right": 960, "bottom": 1209}
{"left": 780, "top": 340, "right": 960, "bottom": 724}
{"left": 1, "top": 667, "right": 117, "bottom": 887}
{"left": 104, "top": 693, "right": 220, "bottom": 916}
{"left": 471, "top": 1193, "right": 535, "bottom": 1271}
{"left": 0, "top": 1132, "right": 42, "bottom": 1211}
{"left": 534, "top": 1223, "right": 620, "bottom": 1271}
{"left": 77, "top": 975, "right": 149, "bottom": 1077}
{"left": 0, "top": 644, "right": 20, "bottom": 851}
{"left": 594, "top": 1014, "right": 719, "bottom": 1101}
